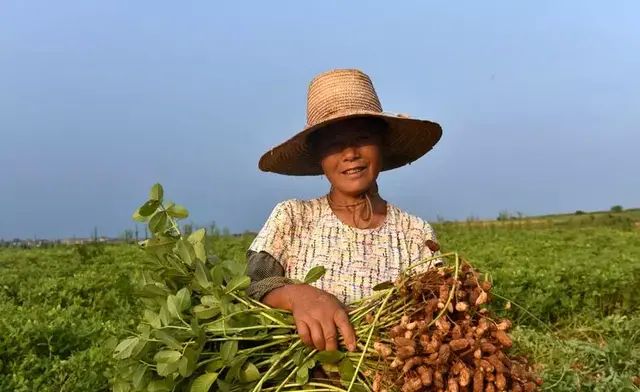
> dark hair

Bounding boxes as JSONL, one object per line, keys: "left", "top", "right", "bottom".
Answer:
{"left": 307, "top": 117, "right": 389, "bottom": 157}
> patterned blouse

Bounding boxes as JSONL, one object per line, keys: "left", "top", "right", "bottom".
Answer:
{"left": 247, "top": 196, "right": 441, "bottom": 304}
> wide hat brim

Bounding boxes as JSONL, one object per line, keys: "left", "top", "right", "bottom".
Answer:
{"left": 258, "top": 110, "right": 443, "bottom": 176}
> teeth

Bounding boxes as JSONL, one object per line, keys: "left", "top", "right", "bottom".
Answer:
{"left": 344, "top": 167, "right": 364, "bottom": 174}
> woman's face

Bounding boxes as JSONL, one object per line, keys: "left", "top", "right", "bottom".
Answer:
{"left": 314, "top": 119, "right": 384, "bottom": 197}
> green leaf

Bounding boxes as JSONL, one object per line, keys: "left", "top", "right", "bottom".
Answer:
{"left": 220, "top": 295, "right": 233, "bottom": 316}
{"left": 191, "top": 315, "right": 202, "bottom": 337}
{"left": 138, "top": 323, "right": 151, "bottom": 338}
{"left": 372, "top": 281, "right": 394, "bottom": 291}
{"left": 230, "top": 303, "right": 248, "bottom": 316}
{"left": 225, "top": 276, "right": 251, "bottom": 294}
{"left": 154, "top": 350, "right": 182, "bottom": 364}
{"left": 139, "top": 199, "right": 161, "bottom": 217}
{"left": 296, "top": 366, "right": 309, "bottom": 385}
{"left": 143, "top": 310, "right": 162, "bottom": 329}
{"left": 220, "top": 340, "right": 238, "bottom": 364}
{"left": 193, "top": 304, "right": 220, "bottom": 320}
{"left": 216, "top": 378, "right": 231, "bottom": 392}
{"left": 132, "top": 364, "right": 148, "bottom": 389}
{"left": 159, "top": 304, "right": 172, "bottom": 326}
{"left": 181, "top": 347, "right": 199, "bottom": 378}
{"left": 222, "top": 259, "right": 247, "bottom": 278}
{"left": 338, "top": 357, "right": 355, "bottom": 382}
{"left": 147, "top": 379, "right": 172, "bottom": 392}
{"left": 154, "top": 329, "right": 182, "bottom": 350}
{"left": 193, "top": 242, "right": 206, "bottom": 263}
{"left": 176, "top": 239, "right": 195, "bottom": 266}
{"left": 205, "top": 359, "right": 224, "bottom": 372}
{"left": 143, "top": 235, "right": 176, "bottom": 251}
{"left": 149, "top": 183, "right": 164, "bottom": 201}
{"left": 166, "top": 289, "right": 190, "bottom": 318}
{"left": 201, "top": 295, "right": 218, "bottom": 306}
{"left": 190, "top": 372, "right": 219, "bottom": 392}
{"left": 241, "top": 362, "right": 261, "bottom": 382}
{"left": 204, "top": 318, "right": 230, "bottom": 334}
{"left": 132, "top": 209, "right": 148, "bottom": 222}
{"left": 178, "top": 356, "right": 190, "bottom": 377}
{"left": 315, "top": 350, "right": 345, "bottom": 364}
{"left": 157, "top": 361, "right": 180, "bottom": 377}
{"left": 304, "top": 266, "right": 326, "bottom": 284}
{"left": 176, "top": 287, "right": 191, "bottom": 311}
{"left": 149, "top": 212, "right": 169, "bottom": 233}
{"left": 206, "top": 255, "right": 220, "bottom": 265}
{"left": 210, "top": 265, "right": 224, "bottom": 287}
{"left": 194, "top": 260, "right": 211, "bottom": 288}
{"left": 167, "top": 204, "right": 189, "bottom": 219}
{"left": 112, "top": 381, "right": 130, "bottom": 392}
{"left": 270, "top": 327, "right": 293, "bottom": 335}
{"left": 167, "top": 295, "right": 181, "bottom": 318}
{"left": 131, "top": 335, "right": 148, "bottom": 358}
{"left": 113, "top": 337, "right": 139, "bottom": 359}
{"left": 188, "top": 228, "right": 206, "bottom": 243}
{"left": 292, "top": 350, "right": 304, "bottom": 366}
{"left": 138, "top": 283, "right": 169, "bottom": 299}
{"left": 226, "top": 355, "right": 248, "bottom": 382}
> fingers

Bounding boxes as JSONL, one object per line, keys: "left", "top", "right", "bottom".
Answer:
{"left": 297, "top": 318, "right": 338, "bottom": 352}
{"left": 296, "top": 319, "right": 313, "bottom": 348}
{"left": 321, "top": 319, "right": 339, "bottom": 352}
{"left": 308, "top": 319, "right": 326, "bottom": 351}
{"left": 334, "top": 309, "right": 357, "bottom": 352}
{"left": 290, "top": 285, "right": 356, "bottom": 352}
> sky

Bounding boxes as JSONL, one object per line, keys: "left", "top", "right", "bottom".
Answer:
{"left": 1, "top": 1, "right": 639, "bottom": 239}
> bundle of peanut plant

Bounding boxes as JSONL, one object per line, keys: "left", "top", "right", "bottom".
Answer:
{"left": 111, "top": 184, "right": 540, "bottom": 392}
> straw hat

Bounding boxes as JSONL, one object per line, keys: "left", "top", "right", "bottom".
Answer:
{"left": 259, "top": 69, "right": 442, "bottom": 176}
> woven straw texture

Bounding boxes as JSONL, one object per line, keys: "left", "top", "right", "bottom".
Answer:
{"left": 259, "top": 69, "right": 442, "bottom": 176}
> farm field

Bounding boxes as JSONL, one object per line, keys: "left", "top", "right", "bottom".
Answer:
{"left": 0, "top": 212, "right": 638, "bottom": 391}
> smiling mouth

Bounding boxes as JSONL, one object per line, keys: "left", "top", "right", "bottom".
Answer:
{"left": 342, "top": 166, "right": 367, "bottom": 175}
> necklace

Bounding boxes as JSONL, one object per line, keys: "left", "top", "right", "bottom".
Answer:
{"left": 326, "top": 189, "right": 378, "bottom": 229}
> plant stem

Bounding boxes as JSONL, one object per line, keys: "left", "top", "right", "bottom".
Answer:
{"left": 274, "top": 348, "right": 318, "bottom": 392}
{"left": 347, "top": 287, "right": 394, "bottom": 392}
{"left": 251, "top": 340, "right": 303, "bottom": 392}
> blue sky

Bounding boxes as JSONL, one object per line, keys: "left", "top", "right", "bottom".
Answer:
{"left": 1, "top": 1, "right": 638, "bottom": 239}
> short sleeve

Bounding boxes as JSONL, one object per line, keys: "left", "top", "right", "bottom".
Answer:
{"left": 246, "top": 250, "right": 297, "bottom": 301}
{"left": 248, "top": 201, "right": 295, "bottom": 269}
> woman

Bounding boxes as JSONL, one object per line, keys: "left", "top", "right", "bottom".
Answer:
{"left": 247, "top": 69, "right": 443, "bottom": 353}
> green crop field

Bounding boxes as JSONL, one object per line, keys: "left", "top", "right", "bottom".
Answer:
{"left": 1, "top": 211, "right": 638, "bottom": 391}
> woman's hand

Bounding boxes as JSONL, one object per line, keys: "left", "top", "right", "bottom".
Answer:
{"left": 262, "top": 284, "right": 357, "bottom": 352}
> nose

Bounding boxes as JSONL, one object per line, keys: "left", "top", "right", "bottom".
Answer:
{"left": 342, "top": 145, "right": 360, "bottom": 162}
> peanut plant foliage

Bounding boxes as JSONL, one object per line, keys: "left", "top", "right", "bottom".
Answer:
{"left": 112, "top": 184, "right": 335, "bottom": 392}
{"left": 0, "top": 185, "right": 638, "bottom": 391}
